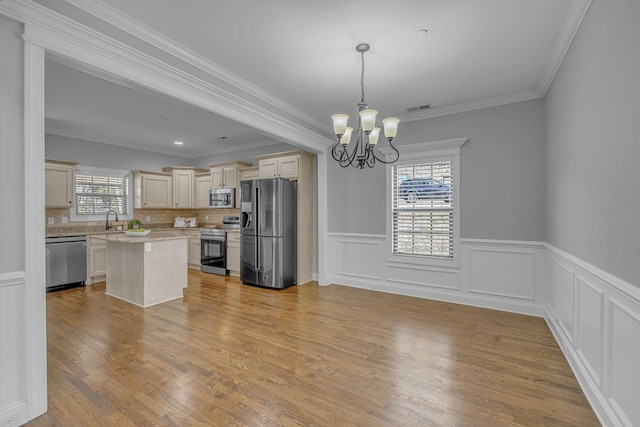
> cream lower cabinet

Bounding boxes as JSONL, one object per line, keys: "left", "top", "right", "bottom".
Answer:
{"left": 227, "top": 231, "right": 240, "bottom": 277}
{"left": 185, "top": 230, "right": 201, "bottom": 269}
{"left": 87, "top": 235, "right": 107, "bottom": 285}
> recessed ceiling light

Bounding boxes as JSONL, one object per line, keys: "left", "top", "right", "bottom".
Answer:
{"left": 173, "top": 141, "right": 184, "bottom": 145}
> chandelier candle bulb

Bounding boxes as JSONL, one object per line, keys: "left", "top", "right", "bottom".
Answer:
{"left": 332, "top": 114, "right": 349, "bottom": 136}
{"left": 383, "top": 117, "right": 400, "bottom": 140}
{"left": 341, "top": 127, "right": 353, "bottom": 145}
{"left": 359, "top": 109, "right": 378, "bottom": 132}
{"left": 369, "top": 127, "right": 380, "bottom": 145}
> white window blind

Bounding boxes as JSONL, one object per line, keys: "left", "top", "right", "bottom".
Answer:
{"left": 75, "top": 174, "right": 129, "bottom": 215}
{"left": 392, "top": 160, "right": 454, "bottom": 258}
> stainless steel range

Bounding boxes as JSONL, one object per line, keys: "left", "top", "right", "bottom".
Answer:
{"left": 200, "top": 216, "right": 240, "bottom": 275}
{"left": 200, "top": 228, "right": 227, "bottom": 275}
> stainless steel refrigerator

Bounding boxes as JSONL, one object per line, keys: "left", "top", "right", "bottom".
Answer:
{"left": 240, "top": 177, "right": 297, "bottom": 289}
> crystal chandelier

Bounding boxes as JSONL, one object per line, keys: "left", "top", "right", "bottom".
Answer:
{"left": 331, "top": 43, "right": 400, "bottom": 169}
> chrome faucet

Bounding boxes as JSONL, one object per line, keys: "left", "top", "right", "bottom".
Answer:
{"left": 105, "top": 210, "right": 119, "bottom": 230}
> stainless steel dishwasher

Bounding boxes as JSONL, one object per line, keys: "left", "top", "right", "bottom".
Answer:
{"left": 45, "top": 235, "right": 87, "bottom": 291}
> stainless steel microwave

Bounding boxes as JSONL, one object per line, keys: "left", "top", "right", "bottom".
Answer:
{"left": 209, "top": 187, "right": 235, "bottom": 208}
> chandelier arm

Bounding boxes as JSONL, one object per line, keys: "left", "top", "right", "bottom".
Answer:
{"left": 371, "top": 142, "right": 400, "bottom": 164}
{"left": 332, "top": 139, "right": 361, "bottom": 168}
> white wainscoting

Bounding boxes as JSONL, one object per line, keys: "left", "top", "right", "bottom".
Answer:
{"left": 0, "top": 271, "right": 29, "bottom": 427}
{"left": 326, "top": 234, "right": 546, "bottom": 316}
{"left": 546, "top": 245, "right": 640, "bottom": 427}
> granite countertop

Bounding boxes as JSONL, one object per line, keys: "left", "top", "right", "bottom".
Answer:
{"left": 92, "top": 230, "right": 189, "bottom": 243}
{"left": 46, "top": 226, "right": 207, "bottom": 238}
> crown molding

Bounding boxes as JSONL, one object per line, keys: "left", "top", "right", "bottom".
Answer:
{"left": 396, "top": 0, "right": 592, "bottom": 123}
{"left": 1, "top": 0, "right": 593, "bottom": 133}
{"left": 397, "top": 90, "right": 543, "bottom": 123}
{"left": 537, "top": 0, "right": 593, "bottom": 95}
{"left": 61, "top": 0, "right": 330, "bottom": 133}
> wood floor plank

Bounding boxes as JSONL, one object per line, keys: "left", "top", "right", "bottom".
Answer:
{"left": 27, "top": 271, "right": 600, "bottom": 426}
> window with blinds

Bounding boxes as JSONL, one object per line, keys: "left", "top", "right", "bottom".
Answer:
{"left": 392, "top": 160, "right": 454, "bottom": 259}
{"left": 75, "top": 174, "right": 129, "bottom": 215}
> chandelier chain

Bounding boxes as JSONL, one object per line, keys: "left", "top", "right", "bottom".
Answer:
{"left": 360, "top": 50, "right": 366, "bottom": 104}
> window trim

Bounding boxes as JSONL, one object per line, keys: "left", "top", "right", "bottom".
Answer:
{"left": 70, "top": 165, "right": 133, "bottom": 222}
{"left": 384, "top": 138, "right": 468, "bottom": 269}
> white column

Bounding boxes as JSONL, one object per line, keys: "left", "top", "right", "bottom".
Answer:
{"left": 24, "top": 37, "right": 48, "bottom": 420}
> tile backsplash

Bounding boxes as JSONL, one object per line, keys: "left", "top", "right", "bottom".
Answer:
{"left": 45, "top": 207, "right": 239, "bottom": 235}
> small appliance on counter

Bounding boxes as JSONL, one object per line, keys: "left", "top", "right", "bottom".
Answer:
{"left": 174, "top": 217, "right": 197, "bottom": 228}
{"left": 222, "top": 215, "right": 240, "bottom": 230}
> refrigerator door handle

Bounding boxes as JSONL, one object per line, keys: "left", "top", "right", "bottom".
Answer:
{"left": 255, "top": 187, "right": 260, "bottom": 270}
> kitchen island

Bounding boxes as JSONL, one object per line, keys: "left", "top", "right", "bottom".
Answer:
{"left": 94, "top": 231, "right": 188, "bottom": 307}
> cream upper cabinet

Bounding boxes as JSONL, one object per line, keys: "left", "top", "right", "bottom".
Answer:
{"left": 173, "top": 169, "right": 194, "bottom": 208}
{"left": 239, "top": 166, "right": 259, "bottom": 181}
{"left": 208, "top": 162, "right": 252, "bottom": 189}
{"left": 162, "top": 167, "right": 208, "bottom": 209}
{"left": 132, "top": 171, "right": 172, "bottom": 209}
{"left": 258, "top": 155, "right": 299, "bottom": 179}
{"left": 45, "top": 160, "right": 77, "bottom": 208}
{"left": 195, "top": 173, "right": 212, "bottom": 208}
{"left": 211, "top": 167, "right": 234, "bottom": 189}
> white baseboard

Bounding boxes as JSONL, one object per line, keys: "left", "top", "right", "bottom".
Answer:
{"left": 326, "top": 233, "right": 640, "bottom": 426}
{"left": 0, "top": 401, "right": 28, "bottom": 427}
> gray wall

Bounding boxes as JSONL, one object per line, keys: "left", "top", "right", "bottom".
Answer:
{"left": 45, "top": 134, "right": 190, "bottom": 172}
{"left": 0, "top": 13, "right": 26, "bottom": 414}
{"left": 0, "top": 16, "right": 25, "bottom": 272}
{"left": 545, "top": 0, "right": 640, "bottom": 287}
{"left": 328, "top": 99, "right": 547, "bottom": 242}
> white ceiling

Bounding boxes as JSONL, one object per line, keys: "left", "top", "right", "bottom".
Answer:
{"left": 44, "top": 0, "right": 582, "bottom": 159}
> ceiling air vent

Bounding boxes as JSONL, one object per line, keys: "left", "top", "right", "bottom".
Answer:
{"left": 407, "top": 104, "right": 431, "bottom": 112}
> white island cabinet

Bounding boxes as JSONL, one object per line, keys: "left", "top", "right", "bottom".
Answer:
{"left": 95, "top": 231, "right": 188, "bottom": 307}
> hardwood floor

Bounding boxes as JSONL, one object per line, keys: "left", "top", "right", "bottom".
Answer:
{"left": 28, "top": 271, "right": 600, "bottom": 426}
